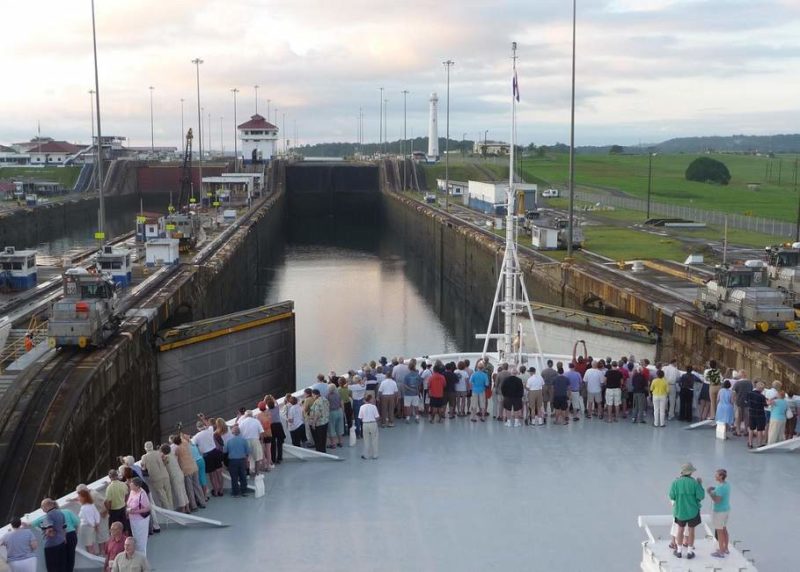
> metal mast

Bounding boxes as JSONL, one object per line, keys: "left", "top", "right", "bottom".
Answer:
{"left": 91, "top": 0, "right": 105, "bottom": 238}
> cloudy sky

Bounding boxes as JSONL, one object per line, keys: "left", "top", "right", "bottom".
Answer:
{"left": 2, "top": 0, "right": 799, "bottom": 149}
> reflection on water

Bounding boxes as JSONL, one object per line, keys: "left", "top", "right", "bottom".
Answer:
{"left": 262, "top": 218, "right": 463, "bottom": 387}
{"left": 33, "top": 209, "right": 138, "bottom": 257}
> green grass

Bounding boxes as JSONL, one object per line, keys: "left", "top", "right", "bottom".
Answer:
{"left": 0, "top": 166, "right": 81, "bottom": 188}
{"left": 420, "top": 159, "right": 510, "bottom": 190}
{"left": 522, "top": 153, "right": 800, "bottom": 222}
{"left": 581, "top": 226, "right": 690, "bottom": 261}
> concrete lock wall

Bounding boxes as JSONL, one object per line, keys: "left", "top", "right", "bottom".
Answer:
{"left": 157, "top": 305, "right": 296, "bottom": 440}
{"left": 286, "top": 163, "right": 380, "bottom": 217}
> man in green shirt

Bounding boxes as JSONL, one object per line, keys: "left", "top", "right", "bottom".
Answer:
{"left": 669, "top": 462, "right": 705, "bottom": 560}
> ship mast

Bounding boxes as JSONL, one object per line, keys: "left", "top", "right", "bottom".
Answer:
{"left": 479, "top": 42, "right": 542, "bottom": 364}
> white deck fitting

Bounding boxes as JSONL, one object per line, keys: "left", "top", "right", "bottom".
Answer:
{"left": 749, "top": 435, "right": 800, "bottom": 453}
{"left": 639, "top": 515, "right": 757, "bottom": 571}
{"left": 685, "top": 419, "right": 716, "bottom": 430}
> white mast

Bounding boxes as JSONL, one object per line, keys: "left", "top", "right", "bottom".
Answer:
{"left": 479, "top": 42, "right": 543, "bottom": 363}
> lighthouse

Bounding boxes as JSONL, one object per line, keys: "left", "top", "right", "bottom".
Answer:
{"left": 427, "top": 92, "right": 439, "bottom": 160}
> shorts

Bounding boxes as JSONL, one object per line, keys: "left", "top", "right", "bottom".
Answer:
{"left": 456, "top": 390, "right": 467, "bottom": 398}
{"left": 606, "top": 388, "right": 622, "bottom": 407}
{"left": 749, "top": 415, "right": 766, "bottom": 431}
{"left": 247, "top": 438, "right": 264, "bottom": 462}
{"left": 430, "top": 396, "right": 444, "bottom": 408}
{"left": 503, "top": 396, "right": 523, "bottom": 411}
{"left": 403, "top": 395, "right": 420, "bottom": 408}
{"left": 553, "top": 395, "right": 568, "bottom": 411}
{"left": 674, "top": 513, "right": 701, "bottom": 528}
{"left": 328, "top": 409, "right": 344, "bottom": 437}
{"left": 587, "top": 391, "right": 602, "bottom": 405}
{"left": 527, "top": 389, "right": 543, "bottom": 412}
{"left": 712, "top": 511, "right": 729, "bottom": 529}
{"left": 470, "top": 392, "right": 486, "bottom": 411}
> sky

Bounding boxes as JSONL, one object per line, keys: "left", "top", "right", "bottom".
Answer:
{"left": 2, "top": 0, "right": 800, "bottom": 149}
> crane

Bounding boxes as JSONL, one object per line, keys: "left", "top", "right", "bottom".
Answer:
{"left": 175, "top": 128, "right": 193, "bottom": 211}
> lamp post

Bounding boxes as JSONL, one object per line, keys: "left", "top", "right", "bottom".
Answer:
{"left": 254, "top": 84, "right": 259, "bottom": 114}
{"left": 484, "top": 130, "right": 488, "bottom": 157}
{"left": 192, "top": 57, "right": 204, "bottom": 203}
{"left": 567, "top": 0, "right": 577, "bottom": 258}
{"left": 443, "top": 59, "right": 454, "bottom": 210}
{"left": 90, "top": 0, "right": 106, "bottom": 237}
{"left": 148, "top": 86, "right": 155, "bottom": 154}
{"left": 220, "top": 116, "right": 224, "bottom": 155}
{"left": 180, "top": 98, "right": 185, "bottom": 153}
{"left": 267, "top": 98, "right": 271, "bottom": 120}
{"left": 402, "top": 89, "right": 409, "bottom": 190}
{"left": 384, "top": 99, "right": 388, "bottom": 153}
{"left": 379, "top": 87, "right": 384, "bottom": 155}
{"left": 231, "top": 88, "right": 239, "bottom": 163}
{"left": 89, "top": 90, "right": 96, "bottom": 192}
{"left": 646, "top": 152, "right": 656, "bottom": 220}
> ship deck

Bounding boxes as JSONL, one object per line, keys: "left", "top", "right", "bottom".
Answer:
{"left": 146, "top": 416, "right": 797, "bottom": 571}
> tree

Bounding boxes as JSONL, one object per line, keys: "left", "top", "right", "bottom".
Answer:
{"left": 685, "top": 157, "right": 731, "bottom": 185}
{"left": 609, "top": 145, "right": 624, "bottom": 155}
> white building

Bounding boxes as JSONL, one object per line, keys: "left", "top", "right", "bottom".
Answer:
{"left": 237, "top": 114, "right": 278, "bottom": 163}
{"left": 474, "top": 141, "right": 511, "bottom": 156}
{"left": 21, "top": 140, "right": 84, "bottom": 164}
{"left": 427, "top": 93, "right": 439, "bottom": 160}
{"left": 467, "top": 180, "right": 538, "bottom": 213}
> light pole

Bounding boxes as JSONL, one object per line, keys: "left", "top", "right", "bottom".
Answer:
{"left": 402, "top": 89, "right": 409, "bottom": 189}
{"left": 180, "top": 98, "right": 185, "bottom": 153}
{"left": 379, "top": 87, "right": 384, "bottom": 155}
{"left": 90, "top": 0, "right": 105, "bottom": 237}
{"left": 231, "top": 88, "right": 239, "bottom": 164}
{"left": 207, "top": 112, "right": 211, "bottom": 155}
{"left": 443, "top": 59, "right": 455, "bottom": 209}
{"left": 646, "top": 152, "right": 656, "bottom": 220}
{"left": 254, "top": 84, "right": 259, "bottom": 114}
{"left": 567, "top": 0, "right": 577, "bottom": 258}
{"left": 267, "top": 98, "right": 271, "bottom": 120}
{"left": 484, "top": 130, "right": 489, "bottom": 158}
{"left": 794, "top": 157, "right": 800, "bottom": 242}
{"left": 384, "top": 98, "right": 388, "bottom": 152}
{"left": 192, "top": 57, "right": 204, "bottom": 203}
{"left": 148, "top": 86, "right": 155, "bottom": 154}
{"left": 282, "top": 112, "right": 286, "bottom": 154}
{"left": 89, "top": 90, "right": 96, "bottom": 192}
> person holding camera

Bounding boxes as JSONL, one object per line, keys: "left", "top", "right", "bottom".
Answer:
{"left": 668, "top": 463, "right": 705, "bottom": 560}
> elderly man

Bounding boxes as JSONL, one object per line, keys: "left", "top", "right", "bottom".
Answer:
{"left": 140, "top": 442, "right": 172, "bottom": 515}
{"left": 223, "top": 425, "right": 250, "bottom": 497}
{"left": 237, "top": 410, "right": 265, "bottom": 473}
{"left": 111, "top": 537, "right": 150, "bottom": 572}
{"left": 36, "top": 498, "right": 67, "bottom": 572}
{"left": 104, "top": 522, "right": 127, "bottom": 572}
{"left": 669, "top": 463, "right": 705, "bottom": 560}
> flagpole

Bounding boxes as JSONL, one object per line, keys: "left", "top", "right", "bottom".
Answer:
{"left": 502, "top": 41, "right": 519, "bottom": 360}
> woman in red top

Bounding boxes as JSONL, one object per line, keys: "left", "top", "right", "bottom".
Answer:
{"left": 427, "top": 364, "right": 447, "bottom": 423}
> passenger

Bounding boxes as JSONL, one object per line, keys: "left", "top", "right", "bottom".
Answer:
{"left": 619, "top": 358, "right": 631, "bottom": 418}
{"left": 338, "top": 378, "right": 354, "bottom": 435}
{"left": 763, "top": 381, "right": 781, "bottom": 423}
{"left": 662, "top": 358, "right": 681, "bottom": 420}
{"left": 715, "top": 381, "right": 735, "bottom": 438}
{"left": 24, "top": 332, "right": 33, "bottom": 353}
{"left": 700, "top": 360, "right": 719, "bottom": 421}
{"left": 125, "top": 478, "right": 150, "bottom": 557}
{"left": 104, "top": 522, "right": 127, "bottom": 572}
{"left": 190, "top": 420, "right": 224, "bottom": 498}
{"left": 565, "top": 362, "right": 584, "bottom": 422}
{"left": 160, "top": 444, "right": 189, "bottom": 513}
{"left": 237, "top": 409, "right": 265, "bottom": 473}
{"left": 1, "top": 516, "right": 38, "bottom": 572}
{"left": 492, "top": 363, "right": 510, "bottom": 420}
{"left": 60, "top": 500, "right": 80, "bottom": 569}
{"left": 419, "top": 361, "right": 433, "bottom": 415}
{"left": 767, "top": 389, "right": 788, "bottom": 445}
{"left": 454, "top": 361, "right": 469, "bottom": 417}
{"left": 677, "top": 366, "right": 695, "bottom": 422}
{"left": 552, "top": 365, "right": 571, "bottom": 425}
{"left": 301, "top": 388, "right": 315, "bottom": 447}
{"left": 104, "top": 470, "right": 130, "bottom": 531}
{"left": 707, "top": 469, "right": 731, "bottom": 559}
{"left": 364, "top": 367, "right": 379, "bottom": 404}
{"left": 348, "top": 376, "right": 366, "bottom": 437}
{"left": 650, "top": 369, "right": 668, "bottom": 428}
{"left": 468, "top": 361, "right": 489, "bottom": 422}
{"left": 746, "top": 382, "right": 768, "bottom": 449}
{"left": 77, "top": 489, "right": 101, "bottom": 555}
{"left": 311, "top": 374, "right": 329, "bottom": 397}
{"left": 401, "top": 359, "right": 422, "bottom": 423}
{"left": 34, "top": 498, "right": 67, "bottom": 572}
{"left": 75, "top": 483, "right": 109, "bottom": 554}
{"left": 308, "top": 389, "right": 330, "bottom": 453}
{"left": 171, "top": 434, "right": 205, "bottom": 510}
{"left": 327, "top": 383, "right": 345, "bottom": 448}
{"left": 188, "top": 428, "right": 209, "bottom": 501}
{"left": 525, "top": 367, "right": 545, "bottom": 426}
{"left": 785, "top": 389, "right": 798, "bottom": 440}
{"left": 223, "top": 425, "right": 250, "bottom": 497}
{"left": 669, "top": 462, "right": 704, "bottom": 560}
{"left": 604, "top": 361, "right": 624, "bottom": 423}
{"left": 540, "top": 359, "right": 557, "bottom": 420}
{"left": 630, "top": 366, "right": 648, "bottom": 424}
{"left": 359, "top": 394, "right": 380, "bottom": 460}
{"left": 110, "top": 537, "right": 150, "bottom": 572}
{"left": 731, "top": 371, "right": 752, "bottom": 436}
{"left": 255, "top": 403, "right": 274, "bottom": 471}
{"left": 443, "top": 362, "right": 459, "bottom": 419}
{"left": 501, "top": 366, "right": 524, "bottom": 427}
{"left": 287, "top": 396, "right": 306, "bottom": 446}
{"left": 583, "top": 360, "right": 604, "bottom": 419}
{"left": 428, "top": 363, "right": 447, "bottom": 423}
{"left": 266, "top": 395, "right": 287, "bottom": 463}
{"left": 377, "top": 372, "right": 398, "bottom": 428}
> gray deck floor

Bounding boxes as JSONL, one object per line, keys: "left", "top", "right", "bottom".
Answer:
{"left": 147, "top": 417, "right": 798, "bottom": 571}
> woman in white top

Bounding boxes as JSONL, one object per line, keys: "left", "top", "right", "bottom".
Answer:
{"left": 349, "top": 375, "right": 367, "bottom": 438}
{"left": 287, "top": 395, "right": 306, "bottom": 446}
{"left": 77, "top": 489, "right": 101, "bottom": 554}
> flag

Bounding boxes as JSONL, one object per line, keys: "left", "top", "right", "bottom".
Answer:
{"left": 513, "top": 69, "right": 520, "bottom": 102}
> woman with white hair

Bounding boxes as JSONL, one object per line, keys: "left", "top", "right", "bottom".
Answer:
{"left": 767, "top": 389, "right": 789, "bottom": 444}
{"left": 125, "top": 477, "right": 150, "bottom": 556}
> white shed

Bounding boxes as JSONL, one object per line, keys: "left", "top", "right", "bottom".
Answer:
{"left": 145, "top": 238, "right": 180, "bottom": 266}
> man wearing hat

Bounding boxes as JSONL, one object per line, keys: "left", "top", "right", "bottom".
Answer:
{"left": 668, "top": 462, "right": 705, "bottom": 560}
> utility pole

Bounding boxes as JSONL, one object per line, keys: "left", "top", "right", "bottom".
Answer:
{"left": 192, "top": 57, "right": 204, "bottom": 203}
{"left": 220, "top": 116, "right": 224, "bottom": 155}
{"left": 379, "top": 87, "right": 384, "bottom": 155}
{"left": 384, "top": 98, "right": 388, "bottom": 153}
{"left": 267, "top": 98, "right": 271, "bottom": 120}
{"left": 180, "top": 98, "right": 185, "bottom": 153}
{"left": 794, "top": 157, "right": 800, "bottom": 242}
{"left": 567, "top": 0, "right": 577, "bottom": 258}
{"left": 90, "top": 0, "right": 105, "bottom": 237}
{"left": 89, "top": 90, "right": 96, "bottom": 192}
{"left": 231, "top": 88, "right": 239, "bottom": 164}
{"left": 148, "top": 86, "right": 155, "bottom": 153}
{"left": 402, "top": 89, "right": 409, "bottom": 190}
{"left": 443, "top": 59, "right": 455, "bottom": 209}
{"left": 254, "top": 84, "right": 259, "bottom": 114}
{"left": 646, "top": 152, "right": 655, "bottom": 220}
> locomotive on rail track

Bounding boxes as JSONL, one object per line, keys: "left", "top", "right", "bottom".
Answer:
{"left": 47, "top": 267, "right": 121, "bottom": 348}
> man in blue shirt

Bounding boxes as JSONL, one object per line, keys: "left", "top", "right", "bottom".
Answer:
{"left": 565, "top": 362, "right": 584, "bottom": 422}
{"left": 707, "top": 468, "right": 731, "bottom": 559}
{"left": 224, "top": 425, "right": 250, "bottom": 497}
{"left": 35, "top": 498, "right": 67, "bottom": 571}
{"left": 469, "top": 362, "right": 490, "bottom": 421}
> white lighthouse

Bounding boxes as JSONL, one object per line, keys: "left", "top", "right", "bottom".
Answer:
{"left": 427, "top": 92, "right": 439, "bottom": 160}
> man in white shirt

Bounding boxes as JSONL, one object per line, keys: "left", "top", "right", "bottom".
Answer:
{"left": 358, "top": 394, "right": 380, "bottom": 460}
{"left": 583, "top": 361, "right": 606, "bottom": 418}
{"left": 236, "top": 411, "right": 264, "bottom": 472}
{"left": 525, "top": 367, "right": 545, "bottom": 425}
{"left": 662, "top": 359, "right": 681, "bottom": 420}
{"left": 378, "top": 374, "right": 399, "bottom": 428}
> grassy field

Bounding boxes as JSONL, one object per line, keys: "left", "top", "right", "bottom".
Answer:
{"left": 0, "top": 166, "right": 81, "bottom": 188}
{"left": 521, "top": 153, "right": 800, "bottom": 222}
{"left": 580, "top": 227, "right": 690, "bottom": 261}
{"left": 420, "top": 159, "right": 508, "bottom": 190}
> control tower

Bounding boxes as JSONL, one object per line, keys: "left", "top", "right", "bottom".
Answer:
{"left": 427, "top": 92, "right": 439, "bottom": 160}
